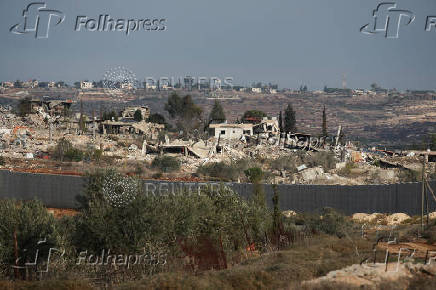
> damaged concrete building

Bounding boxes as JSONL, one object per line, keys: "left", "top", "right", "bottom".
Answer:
{"left": 121, "top": 106, "right": 150, "bottom": 120}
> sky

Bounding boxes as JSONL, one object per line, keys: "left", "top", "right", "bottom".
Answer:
{"left": 1, "top": 0, "right": 436, "bottom": 90}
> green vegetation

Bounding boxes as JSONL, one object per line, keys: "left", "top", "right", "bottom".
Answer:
{"left": 209, "top": 100, "right": 226, "bottom": 124}
{"left": 151, "top": 155, "right": 181, "bottom": 173}
{"left": 147, "top": 113, "right": 166, "bottom": 125}
{"left": 0, "top": 200, "right": 57, "bottom": 277}
{"left": 398, "top": 169, "right": 421, "bottom": 183}
{"left": 337, "top": 161, "right": 357, "bottom": 176}
{"left": 51, "top": 138, "right": 83, "bottom": 162}
{"left": 165, "top": 93, "right": 202, "bottom": 137}
{"left": 244, "top": 167, "right": 265, "bottom": 207}
{"left": 242, "top": 110, "right": 266, "bottom": 122}
{"left": 133, "top": 109, "right": 143, "bottom": 122}
{"left": 197, "top": 159, "right": 259, "bottom": 182}
{"left": 322, "top": 105, "right": 327, "bottom": 137}
{"left": 284, "top": 103, "right": 297, "bottom": 133}
{"left": 102, "top": 110, "right": 118, "bottom": 121}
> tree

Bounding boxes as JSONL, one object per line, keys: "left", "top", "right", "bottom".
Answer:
{"left": 322, "top": 105, "right": 327, "bottom": 137}
{"left": 272, "top": 184, "right": 281, "bottom": 247}
{"left": 102, "top": 111, "right": 118, "bottom": 121}
{"left": 278, "top": 111, "right": 283, "bottom": 133}
{"left": 209, "top": 100, "right": 226, "bottom": 124}
{"left": 164, "top": 93, "right": 202, "bottom": 136}
{"left": 431, "top": 134, "right": 436, "bottom": 151}
{"left": 242, "top": 110, "right": 266, "bottom": 123}
{"left": 147, "top": 113, "right": 166, "bottom": 125}
{"left": 244, "top": 167, "right": 265, "bottom": 207}
{"left": 14, "top": 80, "right": 23, "bottom": 88}
{"left": 133, "top": 109, "right": 143, "bottom": 122}
{"left": 284, "top": 103, "right": 297, "bottom": 133}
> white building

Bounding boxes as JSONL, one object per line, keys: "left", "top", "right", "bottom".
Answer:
{"left": 145, "top": 83, "right": 157, "bottom": 90}
{"left": 80, "top": 81, "right": 94, "bottom": 89}
{"left": 251, "top": 87, "right": 262, "bottom": 93}
{"left": 121, "top": 82, "right": 134, "bottom": 90}
{"left": 208, "top": 123, "right": 253, "bottom": 139}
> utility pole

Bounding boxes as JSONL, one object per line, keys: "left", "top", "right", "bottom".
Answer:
{"left": 421, "top": 154, "right": 427, "bottom": 231}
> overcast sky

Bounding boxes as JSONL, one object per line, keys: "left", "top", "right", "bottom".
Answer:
{"left": 1, "top": 0, "right": 436, "bottom": 90}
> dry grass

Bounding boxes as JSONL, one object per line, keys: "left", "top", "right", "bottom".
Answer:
{"left": 116, "top": 235, "right": 372, "bottom": 290}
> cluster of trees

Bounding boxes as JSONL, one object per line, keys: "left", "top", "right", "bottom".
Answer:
{"left": 0, "top": 169, "right": 274, "bottom": 279}
{"left": 164, "top": 93, "right": 203, "bottom": 137}
{"left": 102, "top": 111, "right": 119, "bottom": 121}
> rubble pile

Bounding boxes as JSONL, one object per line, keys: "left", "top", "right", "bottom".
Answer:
{"left": 0, "top": 100, "right": 434, "bottom": 186}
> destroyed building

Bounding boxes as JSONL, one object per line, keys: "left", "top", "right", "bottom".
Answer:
{"left": 100, "top": 120, "right": 164, "bottom": 140}
{"left": 121, "top": 106, "right": 150, "bottom": 120}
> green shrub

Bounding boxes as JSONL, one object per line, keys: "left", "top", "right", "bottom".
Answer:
{"left": 151, "top": 156, "right": 180, "bottom": 173}
{"left": 307, "top": 151, "right": 337, "bottom": 171}
{"left": 75, "top": 169, "right": 271, "bottom": 261}
{"left": 64, "top": 148, "right": 83, "bottom": 162}
{"left": 398, "top": 169, "right": 421, "bottom": 182}
{"left": 244, "top": 167, "right": 264, "bottom": 183}
{"left": 51, "top": 138, "right": 83, "bottom": 162}
{"left": 0, "top": 156, "right": 5, "bottom": 166}
{"left": 337, "top": 161, "right": 356, "bottom": 176}
{"left": 305, "top": 208, "right": 351, "bottom": 238}
{"left": 0, "top": 200, "right": 58, "bottom": 276}
{"left": 197, "top": 162, "right": 240, "bottom": 181}
{"left": 269, "top": 155, "right": 297, "bottom": 173}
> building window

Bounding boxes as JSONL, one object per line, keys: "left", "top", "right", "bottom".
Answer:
{"left": 220, "top": 130, "right": 226, "bottom": 135}
{"left": 243, "top": 130, "right": 250, "bottom": 134}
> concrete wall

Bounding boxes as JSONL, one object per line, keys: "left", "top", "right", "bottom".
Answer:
{"left": 0, "top": 170, "right": 435, "bottom": 215}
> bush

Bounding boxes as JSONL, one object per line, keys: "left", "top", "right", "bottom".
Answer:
{"left": 398, "top": 169, "right": 421, "bottom": 182}
{"left": 0, "top": 200, "right": 58, "bottom": 277}
{"left": 197, "top": 162, "right": 240, "bottom": 181}
{"left": 269, "top": 156, "right": 297, "bottom": 173}
{"left": 75, "top": 169, "right": 271, "bottom": 265}
{"left": 337, "top": 161, "right": 356, "bottom": 176}
{"left": 64, "top": 148, "right": 83, "bottom": 162}
{"left": 0, "top": 156, "right": 5, "bottom": 166}
{"left": 151, "top": 156, "right": 180, "bottom": 173}
{"left": 304, "top": 208, "right": 351, "bottom": 238}
{"left": 51, "top": 138, "right": 83, "bottom": 162}
{"left": 307, "top": 151, "right": 337, "bottom": 171}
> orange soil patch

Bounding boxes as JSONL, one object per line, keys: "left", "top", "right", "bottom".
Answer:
{"left": 46, "top": 208, "right": 79, "bottom": 218}
{"left": 5, "top": 167, "right": 83, "bottom": 176}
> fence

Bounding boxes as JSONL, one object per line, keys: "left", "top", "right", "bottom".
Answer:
{"left": 0, "top": 170, "right": 435, "bottom": 215}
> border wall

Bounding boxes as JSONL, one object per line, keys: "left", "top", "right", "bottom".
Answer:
{"left": 0, "top": 170, "right": 435, "bottom": 215}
